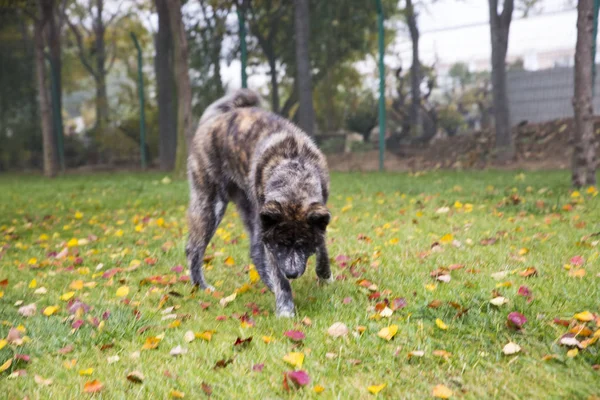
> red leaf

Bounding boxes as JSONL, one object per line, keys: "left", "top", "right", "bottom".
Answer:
{"left": 214, "top": 358, "right": 233, "bottom": 369}
{"left": 343, "top": 297, "right": 352, "bottom": 304}
{"left": 517, "top": 286, "right": 532, "bottom": 298}
{"left": 284, "top": 330, "right": 305, "bottom": 341}
{"left": 252, "top": 363, "right": 264, "bottom": 372}
{"left": 391, "top": 297, "right": 407, "bottom": 310}
{"left": 14, "top": 354, "right": 30, "bottom": 362}
{"left": 507, "top": 312, "right": 527, "bottom": 330}
{"left": 201, "top": 382, "right": 212, "bottom": 396}
{"left": 71, "top": 320, "right": 84, "bottom": 330}
{"left": 287, "top": 370, "right": 310, "bottom": 387}
{"left": 233, "top": 337, "right": 252, "bottom": 348}
{"left": 570, "top": 256, "right": 584, "bottom": 266}
{"left": 553, "top": 318, "right": 571, "bottom": 327}
{"left": 171, "top": 265, "right": 184, "bottom": 273}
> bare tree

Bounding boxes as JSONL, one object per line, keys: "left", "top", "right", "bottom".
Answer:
{"left": 294, "top": 0, "right": 315, "bottom": 135}
{"left": 167, "top": 0, "right": 193, "bottom": 175}
{"left": 572, "top": 0, "right": 596, "bottom": 187}
{"left": 66, "top": 0, "right": 123, "bottom": 131}
{"left": 154, "top": 0, "right": 177, "bottom": 171}
{"left": 405, "top": 0, "right": 421, "bottom": 136}
{"left": 32, "top": 2, "right": 58, "bottom": 177}
{"left": 488, "top": 0, "right": 514, "bottom": 162}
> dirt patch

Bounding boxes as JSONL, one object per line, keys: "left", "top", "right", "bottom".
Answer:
{"left": 327, "top": 118, "right": 600, "bottom": 172}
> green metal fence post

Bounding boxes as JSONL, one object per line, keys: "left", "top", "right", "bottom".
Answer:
{"left": 46, "top": 56, "right": 65, "bottom": 172}
{"left": 130, "top": 32, "right": 147, "bottom": 170}
{"left": 376, "top": 0, "right": 386, "bottom": 171}
{"left": 237, "top": 7, "right": 248, "bottom": 88}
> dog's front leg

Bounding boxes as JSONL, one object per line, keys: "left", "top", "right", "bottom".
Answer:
{"left": 316, "top": 243, "right": 333, "bottom": 283}
{"left": 273, "top": 270, "right": 295, "bottom": 317}
{"left": 265, "top": 249, "right": 295, "bottom": 317}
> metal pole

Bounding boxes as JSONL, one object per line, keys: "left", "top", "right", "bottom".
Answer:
{"left": 46, "top": 56, "right": 65, "bottom": 172}
{"left": 237, "top": 7, "right": 248, "bottom": 88}
{"left": 376, "top": 0, "right": 386, "bottom": 171}
{"left": 130, "top": 32, "right": 147, "bottom": 169}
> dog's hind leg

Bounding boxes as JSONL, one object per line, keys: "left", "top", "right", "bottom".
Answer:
{"left": 187, "top": 182, "right": 227, "bottom": 291}
{"left": 316, "top": 243, "right": 333, "bottom": 283}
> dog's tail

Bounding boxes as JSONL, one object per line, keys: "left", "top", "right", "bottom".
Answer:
{"left": 199, "top": 89, "right": 261, "bottom": 125}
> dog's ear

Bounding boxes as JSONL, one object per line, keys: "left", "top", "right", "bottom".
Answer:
{"left": 260, "top": 201, "right": 283, "bottom": 230}
{"left": 307, "top": 204, "right": 330, "bottom": 231}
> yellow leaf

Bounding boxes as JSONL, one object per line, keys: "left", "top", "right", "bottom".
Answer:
{"left": 453, "top": 201, "right": 463, "bottom": 209}
{"left": 75, "top": 211, "right": 83, "bottom": 219}
{"left": 283, "top": 352, "right": 304, "bottom": 368}
{"left": 574, "top": 311, "right": 594, "bottom": 322}
{"left": 440, "top": 234, "right": 453, "bottom": 244}
{"left": 67, "top": 238, "right": 79, "bottom": 247}
{"left": 235, "top": 283, "right": 251, "bottom": 294}
{"left": 28, "top": 279, "right": 37, "bottom": 288}
{"left": 377, "top": 325, "right": 398, "bottom": 341}
{"left": 63, "top": 359, "right": 77, "bottom": 369}
{"left": 0, "top": 358, "right": 12, "bottom": 372}
{"left": 79, "top": 368, "right": 94, "bottom": 376}
{"left": 313, "top": 384, "right": 325, "bottom": 394}
{"left": 464, "top": 203, "right": 473, "bottom": 212}
{"left": 60, "top": 292, "right": 75, "bottom": 301}
{"left": 0, "top": 291, "right": 3, "bottom": 299}
{"left": 435, "top": 319, "right": 448, "bottom": 330}
{"left": 142, "top": 336, "right": 161, "bottom": 350}
{"left": 341, "top": 204, "right": 353, "bottom": 213}
{"left": 425, "top": 283, "right": 437, "bottom": 292}
{"left": 28, "top": 258, "right": 38, "bottom": 266}
{"left": 432, "top": 384, "right": 453, "bottom": 399}
{"left": 39, "top": 234, "right": 49, "bottom": 241}
{"left": 0, "top": 339, "right": 7, "bottom": 350}
{"left": 115, "top": 229, "right": 124, "bottom": 237}
{"left": 169, "top": 389, "right": 185, "bottom": 398}
{"left": 567, "top": 348, "right": 579, "bottom": 358}
{"left": 368, "top": 383, "right": 386, "bottom": 395}
{"left": 262, "top": 336, "right": 274, "bottom": 344}
{"left": 70, "top": 280, "right": 84, "bottom": 290}
{"left": 43, "top": 306, "right": 59, "bottom": 316}
{"left": 224, "top": 256, "right": 235, "bottom": 266}
{"left": 116, "top": 286, "right": 130, "bottom": 298}
{"left": 168, "top": 320, "right": 181, "bottom": 329}
{"left": 195, "top": 331, "right": 215, "bottom": 341}
{"left": 249, "top": 267, "right": 260, "bottom": 283}
{"left": 571, "top": 191, "right": 581, "bottom": 198}
{"left": 518, "top": 248, "right": 529, "bottom": 256}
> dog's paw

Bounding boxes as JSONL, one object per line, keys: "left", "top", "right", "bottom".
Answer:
{"left": 276, "top": 309, "right": 296, "bottom": 318}
{"left": 202, "top": 285, "right": 215, "bottom": 293}
{"left": 317, "top": 275, "right": 334, "bottom": 285}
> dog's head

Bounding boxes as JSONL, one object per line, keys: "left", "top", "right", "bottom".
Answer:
{"left": 260, "top": 201, "right": 330, "bottom": 280}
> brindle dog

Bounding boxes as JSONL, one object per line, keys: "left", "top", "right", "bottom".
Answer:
{"left": 186, "top": 89, "right": 332, "bottom": 317}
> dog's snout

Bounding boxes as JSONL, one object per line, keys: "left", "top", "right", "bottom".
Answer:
{"left": 285, "top": 270, "right": 300, "bottom": 279}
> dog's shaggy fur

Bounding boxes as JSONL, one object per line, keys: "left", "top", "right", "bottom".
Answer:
{"left": 186, "top": 89, "right": 332, "bottom": 317}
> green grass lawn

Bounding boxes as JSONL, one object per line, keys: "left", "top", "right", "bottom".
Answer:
{"left": 0, "top": 171, "right": 599, "bottom": 399}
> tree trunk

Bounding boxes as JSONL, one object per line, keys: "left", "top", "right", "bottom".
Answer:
{"left": 94, "top": 0, "right": 109, "bottom": 130}
{"left": 47, "top": 0, "right": 62, "bottom": 167}
{"left": 406, "top": 0, "right": 421, "bottom": 137}
{"left": 167, "top": 0, "right": 194, "bottom": 176}
{"left": 34, "top": 6, "right": 57, "bottom": 178}
{"left": 572, "top": 0, "right": 597, "bottom": 187}
{"left": 488, "top": 0, "right": 514, "bottom": 162}
{"left": 267, "top": 55, "right": 280, "bottom": 113}
{"left": 294, "top": 0, "right": 315, "bottom": 135}
{"left": 155, "top": 0, "right": 177, "bottom": 171}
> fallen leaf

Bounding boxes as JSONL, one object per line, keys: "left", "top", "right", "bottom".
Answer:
{"left": 283, "top": 352, "right": 304, "bottom": 368}
{"left": 435, "top": 319, "right": 448, "bottom": 330}
{"left": 43, "top": 305, "right": 59, "bottom": 316}
{"left": 83, "top": 380, "right": 104, "bottom": 393}
{"left": 233, "top": 337, "right": 252, "bottom": 348}
{"left": 201, "top": 382, "right": 212, "bottom": 396}
{"left": 126, "top": 370, "right": 145, "bottom": 383}
{"left": 502, "top": 342, "right": 521, "bottom": 355}
{"left": 116, "top": 286, "right": 130, "bottom": 298}
{"left": 519, "top": 267, "right": 537, "bottom": 277}
{"left": 327, "top": 322, "right": 349, "bottom": 338}
{"left": 184, "top": 331, "right": 195, "bottom": 343}
{"left": 567, "top": 348, "right": 579, "bottom": 358}
{"left": 170, "top": 345, "right": 187, "bottom": 357}
{"left": 284, "top": 330, "right": 305, "bottom": 341}
{"left": 574, "top": 311, "right": 594, "bottom": 322}
{"left": 490, "top": 296, "right": 509, "bottom": 306}
{"left": 0, "top": 358, "right": 12, "bottom": 372}
{"left": 219, "top": 292, "right": 237, "bottom": 307}
{"left": 79, "top": 368, "right": 93, "bottom": 376}
{"left": 142, "top": 336, "right": 161, "bottom": 350}
{"left": 169, "top": 389, "right": 185, "bottom": 398}
{"left": 433, "top": 350, "right": 452, "bottom": 359}
{"left": 107, "top": 355, "right": 120, "bottom": 364}
{"left": 18, "top": 303, "right": 37, "bottom": 317}
{"left": 313, "top": 384, "right": 325, "bottom": 394}
{"left": 432, "top": 384, "right": 453, "bottom": 399}
{"left": 507, "top": 312, "right": 527, "bottom": 330}
{"left": 407, "top": 350, "right": 425, "bottom": 359}
{"left": 368, "top": 383, "right": 386, "bottom": 394}
{"left": 287, "top": 370, "right": 310, "bottom": 387}
{"left": 377, "top": 325, "right": 398, "bottom": 341}
{"left": 34, "top": 374, "right": 53, "bottom": 386}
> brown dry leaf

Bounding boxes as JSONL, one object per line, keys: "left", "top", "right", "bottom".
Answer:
{"left": 126, "top": 371, "right": 145, "bottom": 384}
